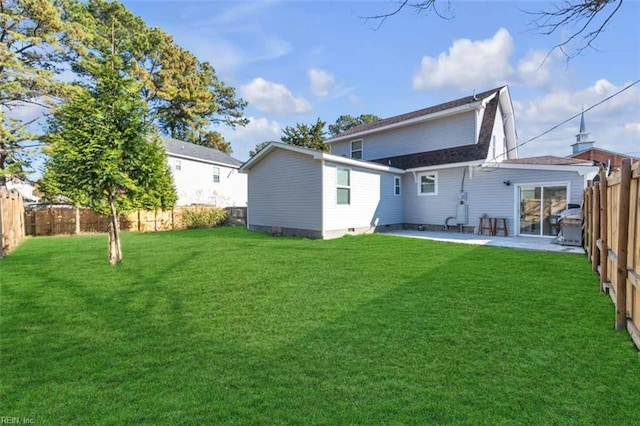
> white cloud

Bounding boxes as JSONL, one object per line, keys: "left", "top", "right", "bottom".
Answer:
{"left": 513, "top": 79, "right": 640, "bottom": 158}
{"left": 222, "top": 116, "right": 282, "bottom": 161}
{"left": 240, "top": 77, "right": 311, "bottom": 115}
{"left": 413, "top": 28, "right": 514, "bottom": 91}
{"left": 308, "top": 68, "right": 336, "bottom": 97}
{"left": 624, "top": 122, "right": 640, "bottom": 133}
{"left": 413, "top": 29, "right": 562, "bottom": 91}
{"left": 517, "top": 50, "right": 553, "bottom": 87}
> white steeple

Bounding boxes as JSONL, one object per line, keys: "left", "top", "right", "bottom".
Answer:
{"left": 571, "top": 107, "right": 595, "bottom": 154}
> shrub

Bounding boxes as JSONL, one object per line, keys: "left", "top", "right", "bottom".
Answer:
{"left": 181, "top": 207, "right": 227, "bottom": 229}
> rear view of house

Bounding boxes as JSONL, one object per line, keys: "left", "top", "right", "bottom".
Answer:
{"left": 241, "top": 87, "right": 599, "bottom": 238}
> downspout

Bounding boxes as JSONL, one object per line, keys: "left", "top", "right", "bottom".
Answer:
{"left": 320, "top": 159, "right": 325, "bottom": 239}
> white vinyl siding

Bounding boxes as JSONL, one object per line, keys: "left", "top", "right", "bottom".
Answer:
{"left": 328, "top": 111, "right": 476, "bottom": 160}
{"left": 403, "top": 165, "right": 590, "bottom": 236}
{"left": 167, "top": 155, "right": 246, "bottom": 207}
{"left": 247, "top": 149, "right": 322, "bottom": 231}
{"left": 490, "top": 103, "right": 507, "bottom": 161}
{"left": 323, "top": 161, "right": 403, "bottom": 232}
{"left": 350, "top": 140, "right": 363, "bottom": 159}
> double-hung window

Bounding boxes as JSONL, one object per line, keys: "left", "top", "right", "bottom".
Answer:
{"left": 337, "top": 167, "right": 350, "bottom": 205}
{"left": 174, "top": 160, "right": 181, "bottom": 171}
{"left": 213, "top": 166, "right": 220, "bottom": 183}
{"left": 418, "top": 172, "right": 438, "bottom": 196}
{"left": 394, "top": 176, "right": 401, "bottom": 196}
{"left": 350, "top": 140, "right": 363, "bottom": 159}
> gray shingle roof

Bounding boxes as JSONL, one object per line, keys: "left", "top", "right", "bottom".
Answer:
{"left": 325, "top": 86, "right": 505, "bottom": 141}
{"left": 162, "top": 136, "right": 243, "bottom": 167}
{"left": 369, "top": 93, "right": 500, "bottom": 170}
{"left": 503, "top": 156, "right": 593, "bottom": 165}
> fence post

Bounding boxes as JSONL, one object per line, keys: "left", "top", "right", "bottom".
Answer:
{"left": 592, "top": 182, "right": 600, "bottom": 273}
{"left": 49, "top": 207, "right": 55, "bottom": 236}
{"left": 615, "top": 159, "right": 632, "bottom": 330}
{"left": 74, "top": 206, "right": 80, "bottom": 234}
{"left": 0, "top": 188, "right": 5, "bottom": 255}
{"left": 599, "top": 169, "right": 609, "bottom": 292}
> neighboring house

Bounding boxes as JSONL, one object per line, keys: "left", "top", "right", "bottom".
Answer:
{"left": 568, "top": 111, "right": 638, "bottom": 169}
{"left": 6, "top": 177, "right": 40, "bottom": 205}
{"left": 240, "top": 87, "right": 599, "bottom": 239}
{"left": 163, "top": 137, "right": 247, "bottom": 207}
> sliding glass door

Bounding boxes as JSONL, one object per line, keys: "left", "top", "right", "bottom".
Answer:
{"left": 519, "top": 185, "right": 567, "bottom": 236}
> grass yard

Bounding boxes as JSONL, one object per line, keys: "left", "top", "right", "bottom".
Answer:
{"left": 1, "top": 227, "right": 639, "bottom": 424}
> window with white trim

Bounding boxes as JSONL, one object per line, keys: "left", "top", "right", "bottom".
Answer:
{"left": 394, "top": 176, "right": 401, "bottom": 196}
{"left": 418, "top": 172, "right": 438, "bottom": 196}
{"left": 213, "top": 166, "right": 220, "bottom": 183}
{"left": 337, "top": 167, "right": 350, "bottom": 205}
{"left": 174, "top": 159, "right": 181, "bottom": 171}
{"left": 350, "top": 140, "right": 362, "bottom": 159}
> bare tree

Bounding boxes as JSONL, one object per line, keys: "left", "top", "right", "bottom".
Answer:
{"left": 361, "top": 0, "right": 624, "bottom": 59}
{"left": 361, "top": 1, "right": 452, "bottom": 30}
{"left": 525, "top": 0, "right": 624, "bottom": 59}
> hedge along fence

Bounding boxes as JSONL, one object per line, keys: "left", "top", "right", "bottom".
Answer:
{"left": 24, "top": 205, "right": 247, "bottom": 236}
{"left": 583, "top": 159, "right": 640, "bottom": 349}
{"left": 0, "top": 188, "right": 25, "bottom": 256}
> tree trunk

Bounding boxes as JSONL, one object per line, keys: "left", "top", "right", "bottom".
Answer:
{"left": 108, "top": 195, "right": 123, "bottom": 264}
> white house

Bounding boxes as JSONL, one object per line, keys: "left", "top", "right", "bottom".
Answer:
{"left": 240, "top": 86, "right": 599, "bottom": 239}
{"left": 163, "top": 137, "right": 247, "bottom": 207}
{"left": 6, "top": 177, "right": 40, "bottom": 204}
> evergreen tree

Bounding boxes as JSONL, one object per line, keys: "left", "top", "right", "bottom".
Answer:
{"left": 0, "top": 0, "right": 78, "bottom": 186}
{"left": 328, "top": 114, "right": 380, "bottom": 136}
{"left": 42, "top": 53, "right": 176, "bottom": 264}
{"left": 198, "top": 131, "right": 232, "bottom": 154}
{"left": 73, "top": 0, "right": 248, "bottom": 139}
{"left": 249, "top": 141, "right": 272, "bottom": 158}
{"left": 281, "top": 119, "right": 328, "bottom": 152}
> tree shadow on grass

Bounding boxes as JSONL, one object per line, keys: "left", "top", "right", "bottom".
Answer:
{"left": 170, "top": 245, "right": 639, "bottom": 425}
{"left": 4, "top": 237, "right": 638, "bottom": 424}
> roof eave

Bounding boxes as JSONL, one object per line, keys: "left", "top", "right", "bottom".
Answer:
{"left": 167, "top": 151, "right": 241, "bottom": 168}
{"left": 492, "top": 162, "right": 600, "bottom": 175}
{"left": 405, "top": 160, "right": 485, "bottom": 173}
{"left": 240, "top": 142, "right": 405, "bottom": 174}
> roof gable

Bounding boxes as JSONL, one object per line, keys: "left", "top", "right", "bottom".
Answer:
{"left": 369, "top": 94, "right": 499, "bottom": 170}
{"left": 325, "top": 86, "right": 504, "bottom": 142}
{"left": 162, "top": 137, "right": 243, "bottom": 167}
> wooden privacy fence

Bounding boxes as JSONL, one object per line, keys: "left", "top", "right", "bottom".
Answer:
{"left": 24, "top": 205, "right": 247, "bottom": 236}
{"left": 0, "top": 188, "right": 25, "bottom": 256}
{"left": 584, "top": 159, "right": 640, "bottom": 349}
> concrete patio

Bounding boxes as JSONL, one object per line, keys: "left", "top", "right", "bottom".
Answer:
{"left": 381, "top": 230, "right": 586, "bottom": 254}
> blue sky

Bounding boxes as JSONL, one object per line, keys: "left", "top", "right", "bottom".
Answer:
{"left": 106, "top": 1, "right": 640, "bottom": 160}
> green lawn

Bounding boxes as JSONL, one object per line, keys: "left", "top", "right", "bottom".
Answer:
{"left": 1, "top": 228, "right": 639, "bottom": 424}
